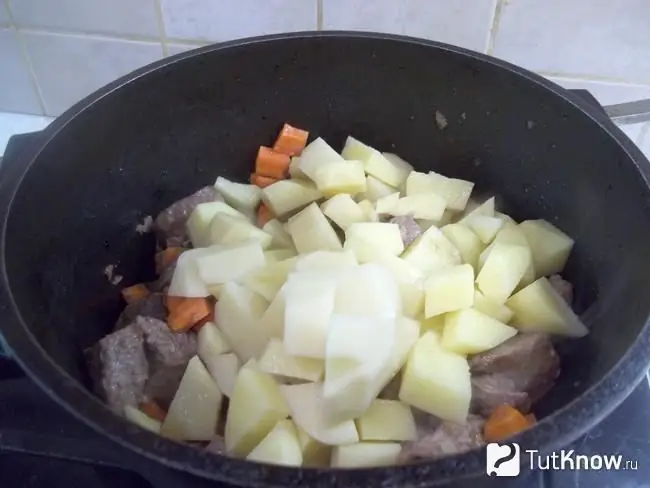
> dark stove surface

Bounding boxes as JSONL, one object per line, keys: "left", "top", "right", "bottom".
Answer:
{"left": 1, "top": 129, "right": 650, "bottom": 488}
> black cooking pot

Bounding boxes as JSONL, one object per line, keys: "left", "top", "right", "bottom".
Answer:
{"left": 1, "top": 31, "right": 650, "bottom": 487}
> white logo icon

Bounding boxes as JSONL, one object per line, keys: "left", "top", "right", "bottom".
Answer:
{"left": 486, "top": 442, "right": 521, "bottom": 477}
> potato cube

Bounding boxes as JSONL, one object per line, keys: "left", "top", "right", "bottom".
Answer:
{"left": 373, "top": 316, "right": 421, "bottom": 394}
{"left": 286, "top": 203, "right": 342, "bottom": 254}
{"left": 186, "top": 201, "right": 248, "bottom": 248}
{"left": 262, "top": 219, "right": 294, "bottom": 250}
{"left": 247, "top": 419, "right": 303, "bottom": 466}
{"left": 366, "top": 151, "right": 412, "bottom": 188}
{"left": 205, "top": 352, "right": 240, "bottom": 397}
{"left": 289, "top": 156, "right": 306, "bottom": 179}
{"left": 506, "top": 277, "right": 588, "bottom": 337}
{"left": 321, "top": 194, "right": 366, "bottom": 230}
{"left": 473, "top": 290, "right": 514, "bottom": 323}
{"left": 331, "top": 442, "right": 401, "bottom": 468}
{"left": 214, "top": 176, "right": 262, "bottom": 213}
{"left": 341, "top": 135, "right": 375, "bottom": 161}
{"left": 365, "top": 175, "right": 398, "bottom": 201}
{"left": 261, "top": 179, "right": 322, "bottom": 217}
{"left": 241, "top": 257, "right": 297, "bottom": 302}
{"left": 419, "top": 314, "right": 446, "bottom": 335}
{"left": 264, "top": 248, "right": 296, "bottom": 262}
{"left": 296, "top": 426, "right": 332, "bottom": 466}
{"left": 442, "top": 308, "right": 518, "bottom": 355}
{"left": 198, "top": 322, "right": 231, "bottom": 360}
{"left": 402, "top": 225, "right": 461, "bottom": 276}
{"left": 479, "top": 222, "right": 535, "bottom": 287}
{"left": 299, "top": 137, "right": 344, "bottom": 181}
{"left": 399, "top": 331, "right": 471, "bottom": 424}
{"left": 375, "top": 192, "right": 400, "bottom": 215}
{"left": 374, "top": 254, "right": 425, "bottom": 318}
{"left": 404, "top": 171, "right": 433, "bottom": 197}
{"left": 334, "top": 263, "right": 401, "bottom": 319}
{"left": 476, "top": 243, "right": 531, "bottom": 304}
{"left": 161, "top": 356, "right": 223, "bottom": 441}
{"left": 344, "top": 222, "right": 404, "bottom": 262}
{"left": 124, "top": 405, "right": 162, "bottom": 433}
{"left": 196, "top": 241, "right": 266, "bottom": 288}
{"left": 208, "top": 213, "right": 273, "bottom": 248}
{"left": 357, "top": 199, "right": 379, "bottom": 222}
{"left": 391, "top": 194, "right": 446, "bottom": 221}
{"left": 441, "top": 223, "right": 483, "bottom": 270}
{"left": 424, "top": 263, "right": 474, "bottom": 317}
{"left": 259, "top": 339, "right": 324, "bottom": 382}
{"left": 427, "top": 172, "right": 474, "bottom": 211}
{"left": 466, "top": 215, "right": 503, "bottom": 244}
{"left": 312, "top": 160, "right": 366, "bottom": 196}
{"left": 295, "top": 250, "right": 357, "bottom": 272}
{"left": 168, "top": 247, "right": 215, "bottom": 297}
{"left": 356, "top": 399, "right": 416, "bottom": 441}
{"left": 383, "top": 152, "right": 414, "bottom": 185}
{"left": 519, "top": 219, "right": 574, "bottom": 277}
{"left": 258, "top": 286, "right": 286, "bottom": 339}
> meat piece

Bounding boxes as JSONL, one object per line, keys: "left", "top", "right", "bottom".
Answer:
{"left": 399, "top": 415, "right": 484, "bottom": 462}
{"left": 87, "top": 326, "right": 149, "bottom": 411}
{"left": 469, "top": 333, "right": 560, "bottom": 414}
{"left": 114, "top": 292, "right": 166, "bottom": 330}
{"left": 154, "top": 186, "right": 221, "bottom": 247}
{"left": 549, "top": 274, "right": 573, "bottom": 305}
{"left": 389, "top": 215, "right": 422, "bottom": 247}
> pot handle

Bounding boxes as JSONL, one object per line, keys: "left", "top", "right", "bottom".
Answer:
{"left": 603, "top": 99, "right": 650, "bottom": 125}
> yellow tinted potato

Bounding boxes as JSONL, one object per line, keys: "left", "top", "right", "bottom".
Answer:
{"left": 258, "top": 339, "right": 324, "bottom": 382}
{"left": 519, "top": 219, "right": 574, "bottom": 277}
{"left": 286, "top": 203, "right": 342, "bottom": 254}
{"left": 331, "top": 442, "right": 402, "bottom": 468}
{"left": 424, "top": 264, "right": 475, "bottom": 317}
{"left": 247, "top": 419, "right": 303, "bottom": 466}
{"left": 356, "top": 399, "right": 417, "bottom": 441}
{"left": 442, "top": 308, "right": 518, "bottom": 355}
{"left": 441, "top": 223, "right": 484, "bottom": 270}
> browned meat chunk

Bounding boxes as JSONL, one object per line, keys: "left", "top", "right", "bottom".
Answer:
{"left": 469, "top": 333, "right": 560, "bottom": 415}
{"left": 154, "top": 186, "right": 221, "bottom": 247}
{"left": 549, "top": 274, "right": 573, "bottom": 304}
{"left": 87, "top": 326, "right": 149, "bottom": 411}
{"left": 399, "top": 414, "right": 484, "bottom": 462}
{"left": 389, "top": 215, "right": 422, "bottom": 247}
{"left": 114, "top": 292, "right": 166, "bottom": 330}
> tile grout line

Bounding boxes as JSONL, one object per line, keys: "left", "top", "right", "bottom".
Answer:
{"left": 316, "top": 0, "right": 323, "bottom": 30}
{"left": 485, "top": 0, "right": 505, "bottom": 55}
{"left": 152, "top": 0, "right": 169, "bottom": 57}
{"left": 2, "top": 0, "right": 48, "bottom": 116}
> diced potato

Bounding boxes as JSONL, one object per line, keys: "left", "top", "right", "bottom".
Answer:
{"left": 334, "top": 263, "right": 401, "bottom": 319}
{"left": 442, "top": 308, "right": 518, "bottom": 355}
{"left": 296, "top": 426, "right": 332, "bottom": 466}
{"left": 391, "top": 194, "right": 446, "bottom": 221}
{"left": 298, "top": 137, "right": 344, "bottom": 181}
{"left": 356, "top": 399, "right": 416, "bottom": 441}
{"left": 458, "top": 196, "right": 495, "bottom": 223}
{"left": 225, "top": 360, "right": 290, "bottom": 456}
{"left": 519, "top": 220, "right": 574, "bottom": 277}
{"left": 374, "top": 254, "right": 424, "bottom": 318}
{"left": 373, "top": 316, "right": 421, "bottom": 394}
{"left": 344, "top": 222, "right": 404, "bottom": 262}
{"left": 429, "top": 172, "right": 474, "bottom": 211}
{"left": 289, "top": 156, "right": 306, "bottom": 179}
{"left": 495, "top": 211, "right": 516, "bottom": 225}
{"left": 401, "top": 225, "right": 461, "bottom": 275}
{"left": 241, "top": 257, "right": 296, "bottom": 301}
{"left": 214, "top": 176, "right": 262, "bottom": 213}
{"left": 259, "top": 339, "right": 324, "bottom": 382}
{"left": 124, "top": 405, "right": 162, "bottom": 433}
{"left": 419, "top": 314, "right": 445, "bottom": 335}
{"left": 434, "top": 209, "right": 456, "bottom": 226}
{"left": 264, "top": 248, "right": 296, "bottom": 262}
{"left": 331, "top": 442, "right": 401, "bottom": 468}
{"left": 168, "top": 247, "right": 215, "bottom": 297}
{"left": 365, "top": 175, "right": 398, "bottom": 201}
{"left": 187, "top": 201, "right": 248, "bottom": 248}
{"left": 295, "top": 250, "right": 357, "bottom": 272}
{"left": 476, "top": 243, "right": 531, "bottom": 304}
{"left": 283, "top": 270, "right": 338, "bottom": 358}
{"left": 196, "top": 241, "right": 266, "bottom": 289}
{"left": 262, "top": 219, "right": 294, "bottom": 250}
{"left": 198, "top": 322, "right": 231, "bottom": 360}
{"left": 473, "top": 290, "right": 514, "bottom": 323}
{"left": 161, "top": 356, "right": 223, "bottom": 441}
{"left": 215, "top": 282, "right": 270, "bottom": 362}
{"left": 286, "top": 203, "right": 342, "bottom": 254}
{"left": 341, "top": 135, "right": 375, "bottom": 162}
{"left": 506, "top": 277, "right": 588, "bottom": 337}
{"left": 321, "top": 194, "right": 367, "bottom": 230}
{"left": 261, "top": 179, "right": 322, "bottom": 217}
{"left": 209, "top": 213, "right": 273, "bottom": 249}
{"left": 281, "top": 382, "right": 359, "bottom": 446}
{"left": 416, "top": 218, "right": 436, "bottom": 232}
{"left": 404, "top": 171, "right": 433, "bottom": 197}
{"left": 479, "top": 222, "right": 536, "bottom": 287}
{"left": 312, "top": 160, "right": 367, "bottom": 196}
{"left": 365, "top": 149, "right": 412, "bottom": 188}
{"left": 206, "top": 352, "right": 240, "bottom": 397}
{"left": 258, "top": 286, "right": 286, "bottom": 339}
{"left": 399, "top": 331, "right": 471, "bottom": 424}
{"left": 375, "top": 192, "right": 400, "bottom": 215}
{"left": 247, "top": 419, "right": 303, "bottom": 466}
{"left": 424, "top": 264, "right": 475, "bottom": 317}
{"left": 383, "top": 152, "right": 414, "bottom": 184}
{"left": 466, "top": 215, "right": 503, "bottom": 244}
{"left": 441, "top": 223, "right": 483, "bottom": 270}
{"left": 357, "top": 199, "right": 379, "bottom": 222}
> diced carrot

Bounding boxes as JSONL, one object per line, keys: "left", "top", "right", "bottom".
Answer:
{"left": 121, "top": 284, "right": 150, "bottom": 304}
{"left": 272, "top": 123, "right": 309, "bottom": 156}
{"left": 164, "top": 295, "right": 185, "bottom": 313}
{"left": 484, "top": 404, "right": 535, "bottom": 443}
{"left": 257, "top": 203, "right": 274, "bottom": 227}
{"left": 139, "top": 401, "right": 167, "bottom": 422}
{"left": 255, "top": 146, "right": 290, "bottom": 179}
{"left": 167, "top": 297, "right": 212, "bottom": 332}
{"left": 525, "top": 413, "right": 537, "bottom": 424}
{"left": 251, "top": 173, "right": 277, "bottom": 188}
{"left": 156, "top": 247, "right": 184, "bottom": 272}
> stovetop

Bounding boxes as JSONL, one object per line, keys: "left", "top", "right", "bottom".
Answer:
{"left": 2, "top": 129, "right": 650, "bottom": 488}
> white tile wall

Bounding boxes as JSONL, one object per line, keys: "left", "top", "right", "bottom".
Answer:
{"left": 0, "top": 3, "right": 9, "bottom": 26}
{"left": 0, "top": 29, "right": 42, "bottom": 114}
{"left": 23, "top": 32, "right": 162, "bottom": 116}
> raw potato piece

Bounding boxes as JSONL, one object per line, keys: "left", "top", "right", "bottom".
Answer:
{"left": 373, "top": 316, "right": 421, "bottom": 395}
{"left": 427, "top": 172, "right": 474, "bottom": 211}
{"left": 214, "top": 176, "right": 261, "bottom": 213}
{"left": 441, "top": 223, "right": 483, "bottom": 270}
{"left": 374, "top": 254, "right": 425, "bottom": 318}
{"left": 375, "top": 192, "right": 400, "bottom": 215}
{"left": 331, "top": 442, "right": 402, "bottom": 468}
{"left": 321, "top": 194, "right": 367, "bottom": 230}
{"left": 312, "top": 160, "right": 366, "bottom": 196}
{"left": 466, "top": 215, "right": 503, "bottom": 244}
{"left": 168, "top": 247, "right": 215, "bottom": 297}
{"left": 281, "top": 382, "right": 359, "bottom": 446}
{"left": 261, "top": 179, "right": 322, "bottom": 217}
{"left": 519, "top": 220, "right": 574, "bottom": 278}
{"left": 216, "top": 282, "right": 270, "bottom": 362}
{"left": 289, "top": 156, "right": 306, "bottom": 179}
{"left": 344, "top": 222, "right": 404, "bottom": 262}
{"left": 365, "top": 175, "right": 398, "bottom": 201}
{"left": 356, "top": 399, "right": 417, "bottom": 441}
{"left": 258, "top": 285, "right": 286, "bottom": 339}
{"left": 342, "top": 137, "right": 411, "bottom": 188}
{"left": 247, "top": 419, "right": 303, "bottom": 466}
{"left": 295, "top": 250, "right": 357, "bottom": 272}
{"left": 225, "top": 360, "right": 290, "bottom": 456}
{"left": 334, "top": 263, "right": 401, "bottom": 319}
{"left": 297, "top": 427, "right": 332, "bottom": 466}
{"left": 198, "top": 322, "right": 231, "bottom": 360}
{"left": 401, "top": 225, "right": 461, "bottom": 276}
{"left": 442, "top": 308, "right": 518, "bottom": 355}
{"left": 458, "top": 197, "right": 495, "bottom": 224}
{"left": 391, "top": 194, "right": 446, "bottom": 221}
{"left": 473, "top": 290, "right": 514, "bottom": 323}
{"left": 241, "top": 257, "right": 297, "bottom": 302}
{"left": 259, "top": 339, "right": 324, "bottom": 382}
{"left": 161, "top": 356, "right": 223, "bottom": 441}
{"left": 424, "top": 264, "right": 475, "bottom": 317}
{"left": 264, "top": 249, "right": 296, "bottom": 262}
{"left": 209, "top": 213, "right": 273, "bottom": 249}
{"left": 476, "top": 243, "right": 531, "bottom": 304}
{"left": 506, "top": 277, "right": 588, "bottom": 337}
{"left": 298, "top": 137, "right": 344, "bottom": 181}
{"left": 187, "top": 201, "right": 248, "bottom": 247}
{"left": 479, "top": 222, "right": 536, "bottom": 288}
{"left": 262, "top": 219, "right": 294, "bottom": 250}
{"left": 196, "top": 241, "right": 266, "bottom": 290}
{"left": 286, "top": 203, "right": 342, "bottom": 254}
{"left": 206, "top": 352, "right": 240, "bottom": 397}
{"left": 399, "top": 331, "right": 471, "bottom": 424}
{"left": 357, "top": 199, "right": 379, "bottom": 222}
{"left": 124, "top": 405, "right": 162, "bottom": 433}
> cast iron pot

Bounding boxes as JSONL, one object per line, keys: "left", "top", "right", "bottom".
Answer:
{"left": 2, "top": 31, "right": 650, "bottom": 488}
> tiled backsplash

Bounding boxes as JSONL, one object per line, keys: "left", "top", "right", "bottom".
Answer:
{"left": 1, "top": 0, "right": 650, "bottom": 152}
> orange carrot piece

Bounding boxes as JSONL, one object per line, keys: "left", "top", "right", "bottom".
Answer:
{"left": 484, "top": 404, "right": 535, "bottom": 443}
{"left": 139, "top": 401, "right": 167, "bottom": 422}
{"left": 156, "top": 246, "right": 184, "bottom": 271}
{"left": 251, "top": 173, "right": 277, "bottom": 188}
{"left": 255, "top": 146, "right": 290, "bottom": 179}
{"left": 257, "top": 203, "right": 274, "bottom": 227}
{"left": 272, "top": 123, "right": 309, "bottom": 156}
{"left": 168, "top": 297, "right": 211, "bottom": 332}
{"left": 525, "top": 413, "right": 537, "bottom": 424}
{"left": 164, "top": 295, "right": 185, "bottom": 313}
{"left": 121, "top": 284, "right": 150, "bottom": 304}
